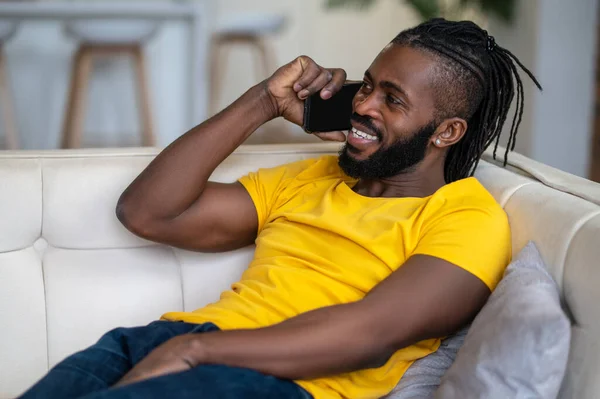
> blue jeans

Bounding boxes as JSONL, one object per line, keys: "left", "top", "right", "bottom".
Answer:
{"left": 19, "top": 321, "right": 312, "bottom": 399}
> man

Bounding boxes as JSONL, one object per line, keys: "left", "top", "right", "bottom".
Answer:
{"left": 20, "top": 18, "right": 541, "bottom": 399}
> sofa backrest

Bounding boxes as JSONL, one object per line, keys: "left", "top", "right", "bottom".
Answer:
{"left": 0, "top": 143, "right": 599, "bottom": 398}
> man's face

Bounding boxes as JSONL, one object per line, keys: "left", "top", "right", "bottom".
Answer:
{"left": 339, "top": 45, "right": 440, "bottom": 179}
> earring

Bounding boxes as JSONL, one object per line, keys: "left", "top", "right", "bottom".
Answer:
{"left": 435, "top": 139, "right": 441, "bottom": 145}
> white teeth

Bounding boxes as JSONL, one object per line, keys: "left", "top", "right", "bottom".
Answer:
{"left": 351, "top": 127, "right": 377, "bottom": 141}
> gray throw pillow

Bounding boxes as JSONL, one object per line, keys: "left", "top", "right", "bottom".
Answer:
{"left": 383, "top": 327, "right": 468, "bottom": 399}
{"left": 384, "top": 242, "right": 571, "bottom": 399}
{"left": 435, "top": 241, "right": 571, "bottom": 399}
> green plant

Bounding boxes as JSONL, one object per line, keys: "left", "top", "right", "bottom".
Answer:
{"left": 325, "top": 0, "right": 516, "bottom": 23}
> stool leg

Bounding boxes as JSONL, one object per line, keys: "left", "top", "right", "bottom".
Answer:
{"left": 250, "top": 37, "right": 290, "bottom": 141}
{"left": 0, "top": 48, "right": 18, "bottom": 150}
{"left": 209, "top": 40, "right": 220, "bottom": 116}
{"left": 61, "top": 49, "right": 79, "bottom": 148}
{"left": 253, "top": 37, "right": 276, "bottom": 81}
{"left": 132, "top": 46, "right": 155, "bottom": 147}
{"left": 62, "top": 46, "right": 94, "bottom": 149}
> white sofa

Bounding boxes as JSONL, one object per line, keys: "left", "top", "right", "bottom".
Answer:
{"left": 1, "top": 143, "right": 599, "bottom": 398}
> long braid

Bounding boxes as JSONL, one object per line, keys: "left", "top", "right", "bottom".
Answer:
{"left": 393, "top": 18, "right": 542, "bottom": 182}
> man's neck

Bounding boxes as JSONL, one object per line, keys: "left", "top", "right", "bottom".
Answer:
{"left": 352, "top": 168, "right": 447, "bottom": 199}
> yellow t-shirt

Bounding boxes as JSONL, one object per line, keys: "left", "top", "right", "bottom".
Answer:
{"left": 162, "top": 155, "right": 511, "bottom": 399}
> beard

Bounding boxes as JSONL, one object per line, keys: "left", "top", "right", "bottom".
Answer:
{"left": 338, "top": 119, "right": 437, "bottom": 179}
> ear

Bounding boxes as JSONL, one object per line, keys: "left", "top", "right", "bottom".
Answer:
{"left": 432, "top": 118, "right": 468, "bottom": 148}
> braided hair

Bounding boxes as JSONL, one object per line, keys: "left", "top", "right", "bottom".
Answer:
{"left": 393, "top": 18, "right": 542, "bottom": 182}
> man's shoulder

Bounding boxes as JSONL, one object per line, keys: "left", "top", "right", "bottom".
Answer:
{"left": 425, "top": 177, "right": 507, "bottom": 228}
{"left": 434, "top": 177, "right": 500, "bottom": 209}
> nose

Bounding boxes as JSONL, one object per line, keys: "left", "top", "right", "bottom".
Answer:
{"left": 353, "top": 91, "right": 381, "bottom": 121}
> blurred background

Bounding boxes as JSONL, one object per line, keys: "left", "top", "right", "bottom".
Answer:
{"left": 0, "top": 0, "right": 598, "bottom": 182}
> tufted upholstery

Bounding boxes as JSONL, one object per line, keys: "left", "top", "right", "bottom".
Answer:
{"left": 0, "top": 143, "right": 599, "bottom": 398}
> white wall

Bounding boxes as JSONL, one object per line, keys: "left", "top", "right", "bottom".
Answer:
{"left": 490, "top": 0, "right": 599, "bottom": 177}
{"left": 532, "top": 0, "right": 598, "bottom": 177}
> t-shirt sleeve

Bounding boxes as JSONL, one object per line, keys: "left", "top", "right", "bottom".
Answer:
{"left": 238, "top": 158, "right": 320, "bottom": 233}
{"left": 411, "top": 201, "right": 512, "bottom": 291}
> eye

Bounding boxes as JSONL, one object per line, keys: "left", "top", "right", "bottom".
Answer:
{"left": 361, "top": 81, "right": 373, "bottom": 92}
{"left": 386, "top": 95, "right": 402, "bottom": 105}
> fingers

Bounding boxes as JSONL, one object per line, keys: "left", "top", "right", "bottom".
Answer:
{"left": 298, "top": 69, "right": 333, "bottom": 100}
{"left": 293, "top": 56, "right": 323, "bottom": 99}
{"left": 321, "top": 68, "right": 347, "bottom": 99}
{"left": 314, "top": 130, "right": 348, "bottom": 142}
{"left": 292, "top": 56, "right": 347, "bottom": 101}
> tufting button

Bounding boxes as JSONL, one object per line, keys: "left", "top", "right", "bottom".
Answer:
{"left": 33, "top": 237, "right": 48, "bottom": 254}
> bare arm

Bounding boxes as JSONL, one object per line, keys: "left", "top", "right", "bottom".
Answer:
{"left": 117, "top": 57, "right": 347, "bottom": 252}
{"left": 190, "top": 255, "right": 490, "bottom": 379}
{"left": 118, "top": 255, "right": 490, "bottom": 384}
{"left": 116, "top": 85, "right": 272, "bottom": 251}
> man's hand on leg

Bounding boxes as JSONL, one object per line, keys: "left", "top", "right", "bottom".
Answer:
{"left": 114, "top": 334, "right": 204, "bottom": 387}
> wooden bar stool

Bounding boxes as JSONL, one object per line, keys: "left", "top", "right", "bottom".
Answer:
{"left": 62, "top": 20, "right": 159, "bottom": 148}
{"left": 0, "top": 21, "right": 19, "bottom": 150}
{"left": 210, "top": 13, "right": 286, "bottom": 115}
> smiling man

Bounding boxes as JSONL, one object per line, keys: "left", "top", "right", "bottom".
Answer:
{"left": 21, "top": 19, "right": 541, "bottom": 399}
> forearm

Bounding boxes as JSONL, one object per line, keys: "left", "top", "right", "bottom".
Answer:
{"left": 190, "top": 302, "right": 393, "bottom": 380}
{"left": 117, "top": 83, "right": 276, "bottom": 223}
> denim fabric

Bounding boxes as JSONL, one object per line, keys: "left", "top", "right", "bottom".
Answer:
{"left": 19, "top": 321, "right": 312, "bottom": 399}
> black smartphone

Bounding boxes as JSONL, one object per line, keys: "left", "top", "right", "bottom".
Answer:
{"left": 302, "top": 82, "right": 362, "bottom": 133}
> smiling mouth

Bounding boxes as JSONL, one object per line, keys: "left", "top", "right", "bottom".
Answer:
{"left": 350, "top": 126, "right": 378, "bottom": 141}
{"left": 350, "top": 121, "right": 382, "bottom": 143}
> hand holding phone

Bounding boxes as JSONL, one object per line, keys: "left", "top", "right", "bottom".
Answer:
{"left": 264, "top": 56, "right": 346, "bottom": 123}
